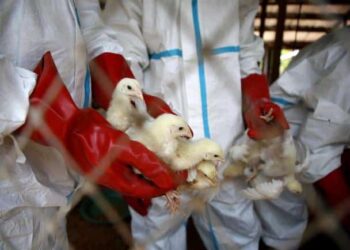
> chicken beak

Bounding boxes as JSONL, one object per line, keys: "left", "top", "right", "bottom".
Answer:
{"left": 214, "top": 158, "right": 225, "bottom": 168}
{"left": 129, "top": 88, "right": 144, "bottom": 102}
{"left": 209, "top": 175, "right": 218, "bottom": 185}
{"left": 135, "top": 90, "right": 144, "bottom": 101}
{"left": 189, "top": 126, "right": 194, "bottom": 137}
{"left": 129, "top": 90, "right": 144, "bottom": 109}
{"left": 184, "top": 126, "right": 194, "bottom": 139}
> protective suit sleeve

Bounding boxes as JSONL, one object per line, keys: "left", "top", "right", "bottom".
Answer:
{"left": 74, "top": 0, "right": 125, "bottom": 61}
{"left": 238, "top": 0, "right": 264, "bottom": 78}
{"left": 269, "top": 30, "right": 348, "bottom": 136}
{"left": 0, "top": 56, "right": 37, "bottom": 138}
{"left": 270, "top": 28, "right": 350, "bottom": 182}
{"left": 272, "top": 38, "right": 347, "bottom": 102}
{"left": 102, "top": 0, "right": 148, "bottom": 82}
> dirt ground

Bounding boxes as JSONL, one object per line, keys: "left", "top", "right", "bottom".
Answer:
{"left": 67, "top": 204, "right": 129, "bottom": 250}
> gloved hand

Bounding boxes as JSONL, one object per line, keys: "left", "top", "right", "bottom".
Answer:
{"left": 89, "top": 52, "right": 189, "bottom": 215}
{"left": 89, "top": 52, "right": 175, "bottom": 117}
{"left": 124, "top": 170, "right": 188, "bottom": 216}
{"left": 241, "top": 74, "right": 289, "bottom": 140}
{"left": 18, "top": 52, "right": 182, "bottom": 198}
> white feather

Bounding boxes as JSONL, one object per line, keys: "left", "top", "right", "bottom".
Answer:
{"left": 228, "top": 130, "right": 305, "bottom": 200}
{"left": 241, "top": 187, "right": 266, "bottom": 200}
{"left": 187, "top": 168, "right": 198, "bottom": 182}
{"left": 170, "top": 138, "right": 224, "bottom": 171}
{"left": 127, "top": 113, "right": 192, "bottom": 164}
{"left": 106, "top": 78, "right": 147, "bottom": 132}
{"left": 241, "top": 179, "right": 284, "bottom": 200}
{"left": 229, "top": 143, "right": 249, "bottom": 163}
{"left": 189, "top": 161, "right": 219, "bottom": 189}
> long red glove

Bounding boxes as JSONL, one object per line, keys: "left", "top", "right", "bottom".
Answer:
{"left": 315, "top": 149, "right": 350, "bottom": 233}
{"left": 19, "top": 52, "right": 181, "bottom": 198}
{"left": 241, "top": 74, "right": 289, "bottom": 140}
{"left": 89, "top": 52, "right": 189, "bottom": 215}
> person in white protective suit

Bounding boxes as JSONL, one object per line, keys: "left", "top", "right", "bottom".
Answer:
{"left": 0, "top": 1, "right": 187, "bottom": 249}
{"left": 102, "top": 1, "right": 301, "bottom": 250}
{"left": 265, "top": 26, "right": 350, "bottom": 239}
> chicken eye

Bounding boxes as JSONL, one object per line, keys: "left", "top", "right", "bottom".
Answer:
{"left": 127, "top": 85, "right": 132, "bottom": 90}
{"left": 214, "top": 154, "right": 219, "bottom": 158}
{"left": 178, "top": 127, "right": 184, "bottom": 131}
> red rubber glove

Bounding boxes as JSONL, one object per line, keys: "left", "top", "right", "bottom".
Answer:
{"left": 241, "top": 74, "right": 289, "bottom": 140}
{"left": 89, "top": 52, "right": 189, "bottom": 215}
{"left": 315, "top": 149, "right": 350, "bottom": 232}
{"left": 18, "top": 52, "right": 181, "bottom": 198}
{"left": 122, "top": 172, "right": 189, "bottom": 216}
{"left": 89, "top": 52, "right": 175, "bottom": 117}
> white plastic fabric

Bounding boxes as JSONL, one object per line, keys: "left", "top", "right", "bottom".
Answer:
{"left": 0, "top": 206, "right": 69, "bottom": 250}
{"left": 104, "top": 1, "right": 264, "bottom": 249}
{"left": 0, "top": 0, "right": 124, "bottom": 249}
{"left": 254, "top": 190, "right": 308, "bottom": 250}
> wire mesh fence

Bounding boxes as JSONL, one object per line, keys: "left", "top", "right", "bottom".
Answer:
{"left": 1, "top": 1, "right": 350, "bottom": 250}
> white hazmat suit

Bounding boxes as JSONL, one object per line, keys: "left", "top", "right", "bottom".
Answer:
{"left": 271, "top": 27, "right": 350, "bottom": 183}
{"left": 0, "top": 1, "right": 124, "bottom": 249}
{"left": 104, "top": 1, "right": 265, "bottom": 249}
{"left": 257, "top": 26, "right": 350, "bottom": 250}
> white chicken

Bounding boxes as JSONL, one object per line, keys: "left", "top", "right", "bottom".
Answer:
{"left": 188, "top": 161, "right": 219, "bottom": 189}
{"left": 106, "top": 78, "right": 146, "bottom": 132}
{"left": 127, "top": 113, "right": 193, "bottom": 164}
{"left": 126, "top": 113, "right": 193, "bottom": 214}
{"left": 106, "top": 79, "right": 194, "bottom": 212}
{"left": 170, "top": 138, "right": 224, "bottom": 172}
{"left": 224, "top": 130, "right": 309, "bottom": 200}
{"left": 166, "top": 138, "right": 224, "bottom": 213}
{"left": 106, "top": 81, "right": 224, "bottom": 210}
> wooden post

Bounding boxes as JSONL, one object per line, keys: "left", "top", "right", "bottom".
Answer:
{"left": 270, "top": 0, "right": 287, "bottom": 82}
{"left": 259, "top": 0, "right": 268, "bottom": 38}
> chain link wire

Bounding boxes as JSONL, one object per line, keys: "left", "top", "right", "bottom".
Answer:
{"left": 1, "top": 1, "right": 350, "bottom": 249}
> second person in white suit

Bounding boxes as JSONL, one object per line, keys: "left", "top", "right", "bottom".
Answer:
{"left": 102, "top": 1, "right": 307, "bottom": 249}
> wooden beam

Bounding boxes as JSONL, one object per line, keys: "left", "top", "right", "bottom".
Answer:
{"left": 266, "top": 41, "right": 312, "bottom": 49}
{"left": 262, "top": 0, "right": 350, "bottom": 5}
{"left": 255, "top": 25, "right": 331, "bottom": 32}
{"left": 256, "top": 12, "right": 346, "bottom": 20}
{"left": 271, "top": 0, "right": 287, "bottom": 82}
{"left": 343, "top": 9, "right": 350, "bottom": 25}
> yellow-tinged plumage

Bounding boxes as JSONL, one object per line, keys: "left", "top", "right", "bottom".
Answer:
{"left": 106, "top": 78, "right": 146, "bottom": 131}
{"left": 170, "top": 138, "right": 224, "bottom": 171}
{"left": 127, "top": 113, "right": 193, "bottom": 164}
